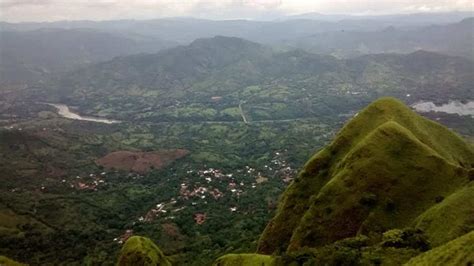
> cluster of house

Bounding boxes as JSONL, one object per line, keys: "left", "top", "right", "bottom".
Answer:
{"left": 127, "top": 151, "right": 296, "bottom": 229}
{"left": 70, "top": 172, "right": 108, "bottom": 191}
{"left": 113, "top": 229, "right": 134, "bottom": 244}
{"left": 35, "top": 172, "right": 108, "bottom": 193}
{"left": 137, "top": 199, "right": 181, "bottom": 223}
{"left": 267, "top": 152, "right": 296, "bottom": 183}
{"left": 179, "top": 184, "right": 224, "bottom": 200}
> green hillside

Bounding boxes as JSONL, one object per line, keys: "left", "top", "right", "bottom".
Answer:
{"left": 213, "top": 254, "right": 276, "bottom": 266}
{"left": 232, "top": 97, "right": 474, "bottom": 265}
{"left": 405, "top": 231, "right": 474, "bottom": 266}
{"left": 117, "top": 236, "right": 171, "bottom": 266}
{"left": 35, "top": 37, "right": 472, "bottom": 123}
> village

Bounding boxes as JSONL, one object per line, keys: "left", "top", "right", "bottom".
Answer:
{"left": 4, "top": 144, "right": 297, "bottom": 247}
{"left": 134, "top": 151, "right": 295, "bottom": 224}
{"left": 112, "top": 150, "right": 297, "bottom": 244}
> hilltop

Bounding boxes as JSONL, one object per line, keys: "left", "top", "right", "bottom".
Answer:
{"left": 216, "top": 97, "right": 473, "bottom": 265}
{"left": 117, "top": 236, "right": 171, "bottom": 266}
{"left": 258, "top": 97, "right": 473, "bottom": 253}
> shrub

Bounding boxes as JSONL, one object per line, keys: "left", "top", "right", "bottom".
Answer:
{"left": 381, "top": 228, "right": 430, "bottom": 251}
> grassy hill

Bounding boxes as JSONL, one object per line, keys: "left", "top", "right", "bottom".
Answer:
{"left": 117, "top": 236, "right": 171, "bottom": 266}
{"left": 405, "top": 230, "right": 474, "bottom": 266}
{"left": 146, "top": 97, "right": 474, "bottom": 265}
{"left": 258, "top": 97, "right": 473, "bottom": 255}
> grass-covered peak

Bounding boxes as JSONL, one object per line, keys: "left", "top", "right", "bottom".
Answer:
{"left": 257, "top": 97, "right": 473, "bottom": 254}
{"left": 325, "top": 96, "right": 472, "bottom": 168}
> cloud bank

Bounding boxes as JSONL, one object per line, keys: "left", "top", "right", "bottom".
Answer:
{"left": 0, "top": 0, "right": 472, "bottom": 22}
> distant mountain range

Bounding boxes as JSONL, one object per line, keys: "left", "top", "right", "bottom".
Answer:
{"left": 1, "top": 13, "right": 472, "bottom": 86}
{"left": 2, "top": 13, "right": 472, "bottom": 44}
{"left": 284, "top": 17, "right": 474, "bottom": 59}
{"left": 286, "top": 11, "right": 473, "bottom": 24}
{"left": 0, "top": 29, "right": 176, "bottom": 85}
{"left": 37, "top": 36, "right": 472, "bottom": 123}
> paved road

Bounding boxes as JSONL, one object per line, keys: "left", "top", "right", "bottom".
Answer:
{"left": 238, "top": 102, "right": 249, "bottom": 124}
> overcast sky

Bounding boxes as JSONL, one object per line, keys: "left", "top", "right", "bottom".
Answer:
{"left": 0, "top": 0, "right": 472, "bottom": 22}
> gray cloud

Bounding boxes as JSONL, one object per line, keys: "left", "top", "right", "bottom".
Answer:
{"left": 0, "top": 0, "right": 472, "bottom": 22}
{"left": 0, "top": 0, "right": 54, "bottom": 8}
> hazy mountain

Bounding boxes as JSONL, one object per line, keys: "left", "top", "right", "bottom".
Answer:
{"left": 284, "top": 18, "right": 474, "bottom": 58}
{"left": 2, "top": 13, "right": 472, "bottom": 86}
{"left": 41, "top": 36, "right": 472, "bottom": 122}
{"left": 0, "top": 18, "right": 384, "bottom": 44}
{"left": 0, "top": 28, "right": 177, "bottom": 85}
{"left": 286, "top": 11, "right": 473, "bottom": 25}
{"left": 2, "top": 12, "right": 472, "bottom": 45}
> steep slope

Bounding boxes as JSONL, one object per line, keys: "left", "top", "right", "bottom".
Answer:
{"left": 405, "top": 231, "right": 474, "bottom": 266}
{"left": 413, "top": 183, "right": 474, "bottom": 247}
{"left": 117, "top": 236, "right": 171, "bottom": 266}
{"left": 257, "top": 97, "right": 473, "bottom": 254}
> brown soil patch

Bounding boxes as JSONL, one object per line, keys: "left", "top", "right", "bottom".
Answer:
{"left": 96, "top": 149, "right": 189, "bottom": 174}
{"left": 161, "top": 223, "right": 184, "bottom": 240}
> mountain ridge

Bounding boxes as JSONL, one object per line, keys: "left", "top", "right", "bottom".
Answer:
{"left": 36, "top": 36, "right": 473, "bottom": 124}
{"left": 0, "top": 28, "right": 176, "bottom": 85}
{"left": 257, "top": 97, "right": 473, "bottom": 254}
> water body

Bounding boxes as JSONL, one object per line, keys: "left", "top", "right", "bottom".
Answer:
{"left": 45, "top": 103, "right": 121, "bottom": 124}
{"left": 412, "top": 100, "right": 474, "bottom": 117}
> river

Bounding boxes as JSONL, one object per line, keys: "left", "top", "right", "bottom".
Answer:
{"left": 412, "top": 100, "right": 474, "bottom": 117}
{"left": 45, "top": 103, "right": 121, "bottom": 124}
